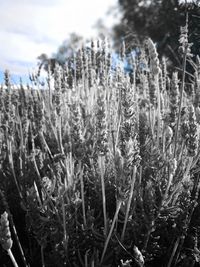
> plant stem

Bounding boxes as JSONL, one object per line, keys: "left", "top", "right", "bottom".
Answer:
{"left": 41, "top": 246, "right": 45, "bottom": 267}
{"left": 167, "top": 237, "right": 180, "bottom": 267}
{"left": 84, "top": 250, "right": 89, "bottom": 267}
{"left": 173, "top": 24, "right": 188, "bottom": 157}
{"left": 57, "top": 116, "right": 70, "bottom": 188}
{"left": 62, "top": 197, "right": 68, "bottom": 254}
{"left": 7, "top": 249, "right": 19, "bottom": 267}
{"left": 121, "top": 165, "right": 137, "bottom": 242}
{"left": 156, "top": 75, "right": 161, "bottom": 147}
{"left": 10, "top": 216, "right": 29, "bottom": 267}
{"left": 80, "top": 165, "right": 86, "bottom": 228}
{"left": 99, "top": 156, "right": 107, "bottom": 236}
{"left": 163, "top": 173, "right": 173, "bottom": 201}
{"left": 100, "top": 200, "right": 122, "bottom": 264}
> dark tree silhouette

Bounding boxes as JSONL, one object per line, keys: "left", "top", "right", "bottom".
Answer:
{"left": 114, "top": 0, "right": 200, "bottom": 66}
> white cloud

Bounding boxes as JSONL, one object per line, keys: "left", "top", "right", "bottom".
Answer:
{"left": 0, "top": 0, "right": 118, "bottom": 75}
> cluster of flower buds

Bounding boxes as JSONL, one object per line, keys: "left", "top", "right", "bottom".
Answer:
{"left": 187, "top": 105, "right": 198, "bottom": 156}
{"left": 178, "top": 18, "right": 193, "bottom": 57}
{"left": 180, "top": 107, "right": 190, "bottom": 140}
{"left": 0, "top": 211, "right": 13, "bottom": 251}
{"left": 146, "top": 38, "right": 160, "bottom": 76}
{"left": 95, "top": 90, "right": 108, "bottom": 156}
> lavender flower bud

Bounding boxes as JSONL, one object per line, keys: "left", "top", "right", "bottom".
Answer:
{"left": 187, "top": 105, "right": 198, "bottom": 156}
{"left": 146, "top": 38, "right": 160, "bottom": 76}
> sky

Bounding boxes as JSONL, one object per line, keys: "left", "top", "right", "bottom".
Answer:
{"left": 0, "top": 0, "right": 119, "bottom": 83}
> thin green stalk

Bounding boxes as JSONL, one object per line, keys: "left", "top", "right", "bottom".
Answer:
{"left": 62, "top": 197, "right": 68, "bottom": 254}
{"left": 7, "top": 249, "right": 19, "bottom": 267}
{"left": 98, "top": 156, "right": 107, "bottom": 236}
{"left": 18, "top": 117, "right": 24, "bottom": 154}
{"left": 91, "top": 260, "right": 95, "bottom": 267}
{"left": 162, "top": 128, "right": 166, "bottom": 158}
{"left": 80, "top": 165, "right": 86, "bottom": 228}
{"left": 57, "top": 115, "right": 70, "bottom": 188}
{"left": 111, "top": 129, "right": 116, "bottom": 156}
{"left": 184, "top": 157, "right": 193, "bottom": 180}
{"left": 39, "top": 131, "right": 53, "bottom": 159}
{"left": 100, "top": 200, "right": 122, "bottom": 264}
{"left": 47, "top": 117, "right": 59, "bottom": 146}
{"left": 191, "top": 144, "right": 200, "bottom": 169}
{"left": 32, "top": 155, "right": 43, "bottom": 203}
{"left": 178, "top": 141, "right": 186, "bottom": 162}
{"left": 156, "top": 76, "right": 161, "bottom": 147}
{"left": 121, "top": 165, "right": 137, "bottom": 242}
{"left": 173, "top": 62, "right": 187, "bottom": 157}
{"left": 148, "top": 106, "right": 154, "bottom": 139}
{"left": 167, "top": 237, "right": 180, "bottom": 267}
{"left": 115, "top": 113, "right": 121, "bottom": 148}
{"left": 57, "top": 116, "right": 63, "bottom": 154}
{"left": 163, "top": 173, "right": 173, "bottom": 202}
{"left": 41, "top": 246, "right": 45, "bottom": 267}
{"left": 115, "top": 87, "right": 122, "bottom": 146}
{"left": 84, "top": 250, "right": 89, "bottom": 267}
{"left": 143, "top": 224, "right": 154, "bottom": 251}
{"left": 173, "top": 37, "right": 188, "bottom": 157}
{"left": 10, "top": 217, "right": 29, "bottom": 267}
{"left": 47, "top": 67, "right": 52, "bottom": 112}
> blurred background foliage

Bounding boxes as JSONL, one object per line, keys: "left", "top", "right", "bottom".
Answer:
{"left": 114, "top": 0, "right": 200, "bottom": 66}
{"left": 37, "top": 0, "right": 200, "bottom": 72}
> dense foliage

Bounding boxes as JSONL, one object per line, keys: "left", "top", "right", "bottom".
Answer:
{"left": 1, "top": 22, "right": 200, "bottom": 266}
{"left": 114, "top": 0, "right": 200, "bottom": 65}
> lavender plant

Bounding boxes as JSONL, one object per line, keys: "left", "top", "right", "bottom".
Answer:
{"left": 0, "top": 23, "right": 200, "bottom": 267}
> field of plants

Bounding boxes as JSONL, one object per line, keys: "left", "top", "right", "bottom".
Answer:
{"left": 1, "top": 19, "right": 200, "bottom": 267}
